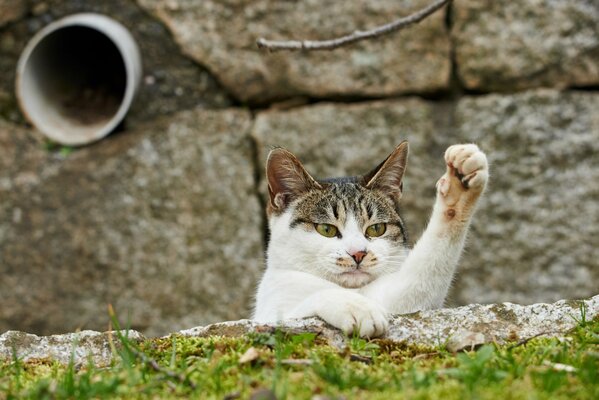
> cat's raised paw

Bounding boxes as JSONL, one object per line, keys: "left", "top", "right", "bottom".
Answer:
{"left": 435, "top": 144, "right": 488, "bottom": 218}
{"left": 441, "top": 144, "right": 488, "bottom": 192}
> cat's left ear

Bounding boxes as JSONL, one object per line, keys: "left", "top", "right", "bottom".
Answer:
{"left": 266, "top": 148, "right": 322, "bottom": 214}
{"left": 362, "top": 141, "right": 409, "bottom": 199}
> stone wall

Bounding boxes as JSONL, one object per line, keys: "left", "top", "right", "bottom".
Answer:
{"left": 0, "top": 0, "right": 597, "bottom": 336}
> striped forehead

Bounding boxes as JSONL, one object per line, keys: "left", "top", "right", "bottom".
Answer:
{"left": 292, "top": 182, "right": 390, "bottom": 226}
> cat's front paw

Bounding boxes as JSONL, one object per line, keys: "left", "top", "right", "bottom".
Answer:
{"left": 434, "top": 144, "right": 488, "bottom": 227}
{"left": 436, "top": 144, "right": 488, "bottom": 203}
{"left": 318, "top": 294, "right": 388, "bottom": 338}
{"left": 446, "top": 144, "right": 488, "bottom": 190}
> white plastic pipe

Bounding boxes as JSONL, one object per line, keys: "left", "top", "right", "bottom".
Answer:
{"left": 16, "top": 13, "right": 142, "bottom": 146}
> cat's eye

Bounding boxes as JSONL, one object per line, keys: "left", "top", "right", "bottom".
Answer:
{"left": 315, "top": 223, "right": 338, "bottom": 238}
{"left": 366, "top": 223, "right": 386, "bottom": 238}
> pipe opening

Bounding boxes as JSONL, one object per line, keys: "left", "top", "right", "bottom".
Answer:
{"left": 30, "top": 26, "right": 127, "bottom": 127}
{"left": 17, "top": 14, "right": 142, "bottom": 146}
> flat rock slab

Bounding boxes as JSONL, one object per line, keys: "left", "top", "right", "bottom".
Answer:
{"left": 452, "top": 90, "right": 599, "bottom": 306}
{"left": 0, "top": 109, "right": 263, "bottom": 337}
{"left": 453, "top": 0, "right": 599, "bottom": 90}
{"left": 137, "top": 0, "right": 450, "bottom": 103}
{"left": 2, "top": 295, "right": 596, "bottom": 366}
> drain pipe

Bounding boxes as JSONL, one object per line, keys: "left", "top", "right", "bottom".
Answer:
{"left": 16, "top": 13, "right": 142, "bottom": 146}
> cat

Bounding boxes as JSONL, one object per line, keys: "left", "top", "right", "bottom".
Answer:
{"left": 253, "top": 142, "right": 488, "bottom": 337}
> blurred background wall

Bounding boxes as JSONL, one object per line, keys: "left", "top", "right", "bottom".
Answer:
{"left": 0, "top": 0, "right": 597, "bottom": 336}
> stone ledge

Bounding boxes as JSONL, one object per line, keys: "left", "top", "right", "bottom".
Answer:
{"left": 0, "top": 108, "right": 263, "bottom": 337}
{"left": 0, "top": 330, "right": 145, "bottom": 366}
{"left": 1, "top": 294, "right": 596, "bottom": 366}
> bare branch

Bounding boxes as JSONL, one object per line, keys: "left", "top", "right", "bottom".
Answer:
{"left": 128, "top": 344, "right": 198, "bottom": 390}
{"left": 257, "top": 0, "right": 452, "bottom": 52}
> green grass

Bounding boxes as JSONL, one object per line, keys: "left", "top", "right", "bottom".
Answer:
{"left": 42, "top": 140, "right": 74, "bottom": 157}
{"left": 1, "top": 315, "right": 598, "bottom": 399}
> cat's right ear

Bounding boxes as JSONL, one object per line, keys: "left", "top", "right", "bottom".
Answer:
{"left": 362, "top": 141, "right": 409, "bottom": 200}
{"left": 266, "top": 148, "right": 321, "bottom": 213}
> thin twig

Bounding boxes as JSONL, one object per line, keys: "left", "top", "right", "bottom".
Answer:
{"left": 280, "top": 358, "right": 314, "bottom": 366}
{"left": 106, "top": 305, "right": 196, "bottom": 389}
{"left": 412, "top": 351, "right": 440, "bottom": 361}
{"left": 257, "top": 0, "right": 452, "bottom": 52}
{"left": 507, "top": 332, "right": 555, "bottom": 350}
{"left": 128, "top": 345, "right": 198, "bottom": 390}
{"left": 349, "top": 353, "right": 373, "bottom": 364}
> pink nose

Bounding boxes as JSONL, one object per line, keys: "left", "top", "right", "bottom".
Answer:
{"left": 350, "top": 251, "right": 367, "bottom": 264}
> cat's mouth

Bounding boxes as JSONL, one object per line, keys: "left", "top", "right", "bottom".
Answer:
{"left": 337, "top": 269, "right": 373, "bottom": 288}
{"left": 341, "top": 269, "right": 369, "bottom": 276}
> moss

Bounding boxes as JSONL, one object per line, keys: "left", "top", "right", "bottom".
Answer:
{"left": 372, "top": 339, "right": 437, "bottom": 360}
{"left": 200, "top": 324, "right": 253, "bottom": 338}
{"left": 490, "top": 304, "right": 519, "bottom": 324}
{"left": 507, "top": 330, "right": 520, "bottom": 342}
{"left": 2, "top": 318, "right": 599, "bottom": 399}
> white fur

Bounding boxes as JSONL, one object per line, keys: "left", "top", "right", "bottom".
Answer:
{"left": 253, "top": 144, "right": 488, "bottom": 337}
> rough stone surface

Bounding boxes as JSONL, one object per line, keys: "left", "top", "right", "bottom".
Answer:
{"left": 137, "top": 0, "right": 450, "bottom": 103}
{"left": 0, "top": 0, "right": 28, "bottom": 28}
{"left": 445, "top": 330, "right": 486, "bottom": 353}
{"left": 452, "top": 90, "right": 599, "bottom": 305}
{"left": 251, "top": 91, "right": 599, "bottom": 306}
{"left": 0, "top": 330, "right": 144, "bottom": 366}
{"left": 0, "top": 109, "right": 264, "bottom": 337}
{"left": 0, "top": 0, "right": 231, "bottom": 124}
{"left": 453, "top": 0, "right": 599, "bottom": 91}
{"left": 2, "top": 295, "right": 596, "bottom": 366}
{"left": 184, "top": 294, "right": 599, "bottom": 347}
{"left": 0, "top": 118, "right": 56, "bottom": 192}
{"left": 179, "top": 318, "right": 348, "bottom": 351}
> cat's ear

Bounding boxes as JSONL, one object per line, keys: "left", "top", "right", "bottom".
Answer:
{"left": 362, "top": 141, "right": 409, "bottom": 199}
{"left": 266, "top": 148, "right": 321, "bottom": 213}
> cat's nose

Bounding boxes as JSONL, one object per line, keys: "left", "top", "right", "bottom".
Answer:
{"left": 350, "top": 250, "right": 367, "bottom": 265}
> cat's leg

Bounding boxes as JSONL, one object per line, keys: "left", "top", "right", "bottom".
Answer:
{"left": 362, "top": 144, "right": 488, "bottom": 314}
{"left": 254, "top": 269, "right": 388, "bottom": 337}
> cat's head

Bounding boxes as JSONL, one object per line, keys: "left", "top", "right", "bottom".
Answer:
{"left": 265, "top": 142, "right": 410, "bottom": 288}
